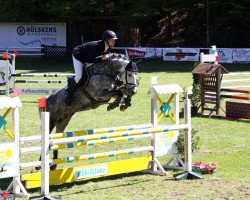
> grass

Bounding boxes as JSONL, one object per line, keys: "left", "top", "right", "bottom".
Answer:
{"left": 0, "top": 57, "right": 250, "bottom": 200}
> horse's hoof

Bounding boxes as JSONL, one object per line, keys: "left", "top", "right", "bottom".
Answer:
{"left": 107, "top": 103, "right": 117, "bottom": 111}
{"left": 107, "top": 105, "right": 112, "bottom": 111}
{"left": 120, "top": 105, "right": 128, "bottom": 111}
{"left": 35, "top": 166, "right": 41, "bottom": 171}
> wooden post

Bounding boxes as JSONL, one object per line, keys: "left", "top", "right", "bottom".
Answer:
{"left": 216, "top": 67, "right": 221, "bottom": 115}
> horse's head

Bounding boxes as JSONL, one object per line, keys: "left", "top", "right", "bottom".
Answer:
{"left": 120, "top": 60, "right": 139, "bottom": 95}
{"left": 109, "top": 54, "right": 139, "bottom": 96}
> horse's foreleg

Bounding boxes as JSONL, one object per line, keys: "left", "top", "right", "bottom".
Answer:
{"left": 120, "top": 95, "right": 132, "bottom": 111}
{"left": 106, "top": 90, "right": 124, "bottom": 111}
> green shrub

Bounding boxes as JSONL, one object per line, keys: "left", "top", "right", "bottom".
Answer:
{"left": 176, "top": 128, "right": 200, "bottom": 156}
{"left": 190, "top": 61, "right": 201, "bottom": 116}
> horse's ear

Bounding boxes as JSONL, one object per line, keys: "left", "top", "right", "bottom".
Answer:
{"left": 135, "top": 59, "right": 142, "bottom": 65}
{"left": 126, "top": 61, "right": 139, "bottom": 72}
{"left": 132, "top": 62, "right": 139, "bottom": 72}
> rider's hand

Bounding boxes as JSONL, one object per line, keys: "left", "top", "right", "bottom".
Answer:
{"left": 102, "top": 54, "right": 110, "bottom": 61}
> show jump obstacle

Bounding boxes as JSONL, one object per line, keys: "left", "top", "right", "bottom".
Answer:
{"left": 35, "top": 81, "right": 202, "bottom": 198}
{"left": 0, "top": 52, "right": 72, "bottom": 96}
{"left": 192, "top": 46, "right": 250, "bottom": 119}
{"left": 0, "top": 77, "right": 202, "bottom": 198}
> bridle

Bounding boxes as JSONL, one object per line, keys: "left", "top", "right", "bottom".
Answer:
{"left": 118, "top": 70, "right": 138, "bottom": 94}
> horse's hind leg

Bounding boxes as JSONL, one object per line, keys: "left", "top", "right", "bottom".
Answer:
{"left": 50, "top": 114, "right": 74, "bottom": 170}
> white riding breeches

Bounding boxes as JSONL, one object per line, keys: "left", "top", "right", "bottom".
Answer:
{"left": 72, "top": 55, "right": 84, "bottom": 83}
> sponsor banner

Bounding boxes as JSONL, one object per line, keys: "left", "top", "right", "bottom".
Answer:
{"left": 0, "top": 142, "right": 19, "bottom": 178}
{"left": 74, "top": 165, "right": 108, "bottom": 179}
{"left": 19, "top": 87, "right": 60, "bottom": 95}
{"left": 233, "top": 48, "right": 250, "bottom": 63}
{"left": 146, "top": 48, "right": 163, "bottom": 58}
{"left": 163, "top": 48, "right": 200, "bottom": 61}
{"left": 0, "top": 23, "right": 66, "bottom": 48}
{"left": 209, "top": 48, "right": 233, "bottom": 63}
{"left": 126, "top": 48, "right": 147, "bottom": 59}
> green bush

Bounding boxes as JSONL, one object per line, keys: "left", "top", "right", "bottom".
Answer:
{"left": 176, "top": 128, "right": 200, "bottom": 156}
{"left": 190, "top": 61, "right": 201, "bottom": 116}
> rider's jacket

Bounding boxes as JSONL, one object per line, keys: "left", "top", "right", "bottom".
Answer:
{"left": 73, "top": 40, "right": 110, "bottom": 63}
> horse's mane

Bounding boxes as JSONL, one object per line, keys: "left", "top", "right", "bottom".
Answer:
{"left": 109, "top": 53, "right": 128, "bottom": 62}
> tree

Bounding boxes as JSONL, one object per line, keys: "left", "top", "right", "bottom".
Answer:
{"left": 0, "top": 0, "right": 249, "bottom": 47}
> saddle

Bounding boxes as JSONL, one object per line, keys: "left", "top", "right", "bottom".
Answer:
{"left": 67, "top": 64, "right": 123, "bottom": 90}
{"left": 67, "top": 66, "right": 91, "bottom": 89}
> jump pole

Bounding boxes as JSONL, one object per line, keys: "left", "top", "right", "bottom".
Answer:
{"left": 41, "top": 112, "right": 52, "bottom": 199}
{"left": 173, "top": 99, "right": 202, "bottom": 180}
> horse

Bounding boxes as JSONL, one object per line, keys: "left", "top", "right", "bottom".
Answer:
{"left": 40, "top": 53, "right": 139, "bottom": 170}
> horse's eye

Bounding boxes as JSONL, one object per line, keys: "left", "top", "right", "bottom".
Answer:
{"left": 128, "top": 74, "right": 132, "bottom": 77}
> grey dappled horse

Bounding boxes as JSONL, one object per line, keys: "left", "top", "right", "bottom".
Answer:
{"left": 41, "top": 53, "right": 139, "bottom": 170}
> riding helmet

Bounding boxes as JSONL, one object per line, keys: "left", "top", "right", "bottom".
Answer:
{"left": 103, "top": 30, "right": 118, "bottom": 41}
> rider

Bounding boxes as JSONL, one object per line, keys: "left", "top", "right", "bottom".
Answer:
{"left": 66, "top": 30, "right": 118, "bottom": 106}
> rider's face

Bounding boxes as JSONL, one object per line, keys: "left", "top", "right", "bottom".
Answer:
{"left": 107, "top": 39, "right": 116, "bottom": 47}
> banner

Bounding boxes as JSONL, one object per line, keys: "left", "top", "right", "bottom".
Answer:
{"left": 0, "top": 23, "right": 66, "bottom": 48}
{"left": 146, "top": 48, "right": 163, "bottom": 58}
{"left": 163, "top": 48, "right": 200, "bottom": 61}
{"left": 209, "top": 48, "right": 233, "bottom": 63}
{"left": 126, "top": 48, "right": 147, "bottom": 59}
{"left": 233, "top": 49, "right": 250, "bottom": 63}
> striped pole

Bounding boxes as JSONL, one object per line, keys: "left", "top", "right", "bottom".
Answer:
{"left": 49, "top": 123, "right": 153, "bottom": 139}
{"left": 50, "top": 124, "right": 189, "bottom": 146}
{"left": 51, "top": 134, "right": 153, "bottom": 150}
{"left": 52, "top": 146, "right": 154, "bottom": 165}
{"left": 11, "top": 73, "right": 74, "bottom": 77}
{"left": 221, "top": 88, "right": 250, "bottom": 94}
{"left": 222, "top": 79, "right": 250, "bottom": 83}
{"left": 224, "top": 72, "right": 250, "bottom": 77}
{"left": 15, "top": 80, "right": 67, "bottom": 84}
{"left": 220, "top": 94, "right": 250, "bottom": 101}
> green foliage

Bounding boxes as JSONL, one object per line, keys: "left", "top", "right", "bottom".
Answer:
{"left": 190, "top": 61, "right": 201, "bottom": 116}
{"left": 176, "top": 129, "right": 200, "bottom": 156}
{"left": 0, "top": 1, "right": 249, "bottom": 47}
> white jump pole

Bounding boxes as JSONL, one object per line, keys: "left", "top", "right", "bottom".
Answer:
{"left": 174, "top": 99, "right": 203, "bottom": 180}
{"left": 184, "top": 99, "right": 192, "bottom": 172}
{"left": 41, "top": 112, "right": 51, "bottom": 199}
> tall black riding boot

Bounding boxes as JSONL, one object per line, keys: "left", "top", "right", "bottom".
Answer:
{"left": 65, "top": 79, "right": 77, "bottom": 106}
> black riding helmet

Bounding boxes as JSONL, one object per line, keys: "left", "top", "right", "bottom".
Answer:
{"left": 103, "top": 30, "right": 118, "bottom": 41}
